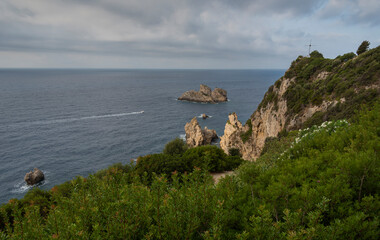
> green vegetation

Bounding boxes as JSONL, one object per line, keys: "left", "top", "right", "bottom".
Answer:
{"left": 1, "top": 45, "right": 379, "bottom": 239}
{"left": 357, "top": 40, "right": 370, "bottom": 55}
{"left": 135, "top": 145, "right": 243, "bottom": 182}
{"left": 1, "top": 102, "right": 378, "bottom": 239}
{"left": 257, "top": 44, "right": 380, "bottom": 129}
{"left": 240, "top": 119, "right": 253, "bottom": 143}
{"left": 163, "top": 138, "right": 188, "bottom": 156}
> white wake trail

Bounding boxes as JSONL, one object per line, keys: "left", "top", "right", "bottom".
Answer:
{"left": 10, "top": 111, "right": 144, "bottom": 127}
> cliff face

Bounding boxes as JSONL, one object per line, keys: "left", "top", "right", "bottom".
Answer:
{"left": 220, "top": 78, "right": 291, "bottom": 160}
{"left": 221, "top": 47, "right": 380, "bottom": 160}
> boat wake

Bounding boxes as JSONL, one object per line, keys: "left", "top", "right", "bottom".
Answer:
{"left": 9, "top": 111, "right": 144, "bottom": 127}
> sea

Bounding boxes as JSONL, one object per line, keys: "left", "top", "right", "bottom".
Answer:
{"left": 0, "top": 69, "right": 284, "bottom": 203}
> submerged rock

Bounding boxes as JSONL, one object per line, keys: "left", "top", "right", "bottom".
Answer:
{"left": 24, "top": 168, "right": 45, "bottom": 185}
{"left": 185, "top": 117, "right": 218, "bottom": 147}
{"left": 178, "top": 84, "right": 227, "bottom": 103}
{"left": 202, "top": 114, "right": 209, "bottom": 119}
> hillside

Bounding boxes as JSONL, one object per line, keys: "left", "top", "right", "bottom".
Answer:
{"left": 221, "top": 46, "right": 380, "bottom": 160}
{"left": 0, "top": 46, "right": 379, "bottom": 239}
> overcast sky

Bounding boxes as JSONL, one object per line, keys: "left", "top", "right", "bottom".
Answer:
{"left": 1, "top": 0, "right": 379, "bottom": 69}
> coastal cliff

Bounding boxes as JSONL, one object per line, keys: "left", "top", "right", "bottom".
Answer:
{"left": 221, "top": 47, "right": 380, "bottom": 160}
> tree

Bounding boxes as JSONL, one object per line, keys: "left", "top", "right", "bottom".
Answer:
{"left": 310, "top": 50, "right": 324, "bottom": 58}
{"left": 356, "top": 40, "right": 370, "bottom": 55}
{"left": 163, "top": 138, "right": 188, "bottom": 156}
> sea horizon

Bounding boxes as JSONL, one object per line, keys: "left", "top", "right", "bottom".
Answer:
{"left": 0, "top": 69, "right": 285, "bottom": 203}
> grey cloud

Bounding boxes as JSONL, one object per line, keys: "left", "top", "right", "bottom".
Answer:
{"left": 219, "top": 0, "right": 327, "bottom": 16}
{"left": 0, "top": 0, "right": 34, "bottom": 18}
{"left": 318, "top": 0, "right": 380, "bottom": 26}
{"left": 66, "top": 0, "right": 179, "bottom": 26}
{"left": 0, "top": 0, "right": 379, "bottom": 68}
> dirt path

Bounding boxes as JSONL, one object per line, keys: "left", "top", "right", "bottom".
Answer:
{"left": 210, "top": 171, "right": 234, "bottom": 184}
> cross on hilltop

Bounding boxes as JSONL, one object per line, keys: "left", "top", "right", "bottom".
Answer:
{"left": 305, "top": 40, "right": 317, "bottom": 56}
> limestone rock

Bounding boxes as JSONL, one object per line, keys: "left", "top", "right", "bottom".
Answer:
{"left": 199, "top": 84, "right": 212, "bottom": 96}
{"left": 178, "top": 85, "right": 227, "bottom": 103}
{"left": 220, "top": 77, "right": 346, "bottom": 160}
{"left": 24, "top": 168, "right": 45, "bottom": 185}
{"left": 211, "top": 88, "right": 227, "bottom": 102}
{"left": 185, "top": 117, "right": 218, "bottom": 147}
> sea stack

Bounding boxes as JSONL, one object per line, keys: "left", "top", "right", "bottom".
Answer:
{"left": 24, "top": 168, "right": 45, "bottom": 185}
{"left": 185, "top": 117, "right": 218, "bottom": 147}
{"left": 178, "top": 84, "right": 227, "bottom": 103}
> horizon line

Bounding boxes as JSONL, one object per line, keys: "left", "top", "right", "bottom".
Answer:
{"left": 0, "top": 67, "right": 286, "bottom": 71}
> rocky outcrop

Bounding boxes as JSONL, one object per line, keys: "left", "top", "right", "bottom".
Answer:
{"left": 221, "top": 47, "right": 380, "bottom": 161}
{"left": 24, "top": 168, "right": 45, "bottom": 185}
{"left": 220, "top": 77, "right": 339, "bottom": 160}
{"left": 185, "top": 117, "right": 218, "bottom": 147}
{"left": 202, "top": 114, "right": 209, "bottom": 119}
{"left": 178, "top": 84, "right": 227, "bottom": 103}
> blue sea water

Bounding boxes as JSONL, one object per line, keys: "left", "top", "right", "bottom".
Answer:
{"left": 0, "top": 69, "right": 284, "bottom": 203}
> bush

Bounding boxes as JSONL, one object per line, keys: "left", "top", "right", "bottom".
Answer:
{"left": 163, "top": 138, "right": 188, "bottom": 156}
{"left": 182, "top": 145, "right": 243, "bottom": 172}
{"left": 228, "top": 148, "right": 241, "bottom": 157}
{"left": 310, "top": 50, "right": 324, "bottom": 58}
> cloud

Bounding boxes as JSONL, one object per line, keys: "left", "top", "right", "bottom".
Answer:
{"left": 219, "top": 0, "right": 326, "bottom": 16}
{"left": 0, "top": 0, "right": 379, "bottom": 68}
{"left": 319, "top": 0, "right": 380, "bottom": 25}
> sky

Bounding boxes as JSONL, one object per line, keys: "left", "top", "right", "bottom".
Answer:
{"left": 1, "top": 0, "right": 379, "bottom": 69}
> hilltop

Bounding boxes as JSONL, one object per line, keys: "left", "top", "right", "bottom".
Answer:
{"left": 221, "top": 46, "right": 380, "bottom": 160}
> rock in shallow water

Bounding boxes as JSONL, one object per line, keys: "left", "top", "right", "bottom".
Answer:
{"left": 185, "top": 117, "right": 218, "bottom": 147}
{"left": 24, "top": 168, "right": 45, "bottom": 185}
{"left": 202, "top": 114, "right": 209, "bottom": 119}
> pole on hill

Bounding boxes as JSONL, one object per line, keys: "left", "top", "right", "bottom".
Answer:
{"left": 305, "top": 40, "right": 317, "bottom": 56}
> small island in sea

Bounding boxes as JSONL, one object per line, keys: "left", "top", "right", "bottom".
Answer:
{"left": 178, "top": 84, "right": 228, "bottom": 103}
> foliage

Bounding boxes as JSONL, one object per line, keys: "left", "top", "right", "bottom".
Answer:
{"left": 228, "top": 148, "right": 242, "bottom": 157}
{"left": 1, "top": 103, "right": 378, "bottom": 239}
{"left": 310, "top": 50, "right": 324, "bottom": 58}
{"left": 240, "top": 119, "right": 253, "bottom": 143}
{"left": 336, "top": 52, "right": 356, "bottom": 62}
{"left": 135, "top": 145, "right": 243, "bottom": 182}
{"left": 257, "top": 45, "right": 380, "bottom": 130}
{"left": 357, "top": 40, "right": 370, "bottom": 55}
{"left": 181, "top": 146, "right": 243, "bottom": 172}
{"left": 163, "top": 138, "right": 188, "bottom": 156}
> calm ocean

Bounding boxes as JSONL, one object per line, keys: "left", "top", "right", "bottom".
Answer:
{"left": 0, "top": 69, "right": 284, "bottom": 203}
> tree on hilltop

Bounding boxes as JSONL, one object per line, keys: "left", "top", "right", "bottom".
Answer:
{"left": 356, "top": 40, "right": 370, "bottom": 55}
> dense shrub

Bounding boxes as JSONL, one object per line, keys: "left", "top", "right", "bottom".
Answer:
{"left": 135, "top": 145, "right": 244, "bottom": 182}
{"left": 310, "top": 50, "right": 324, "bottom": 58}
{"left": 181, "top": 145, "right": 243, "bottom": 172}
{"left": 163, "top": 137, "right": 188, "bottom": 156}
